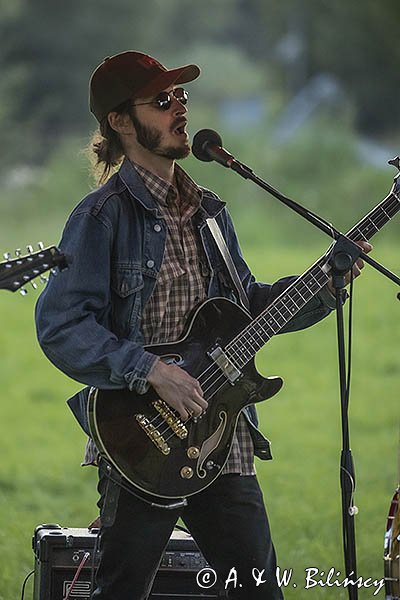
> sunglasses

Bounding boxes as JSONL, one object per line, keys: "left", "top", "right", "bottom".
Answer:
{"left": 132, "top": 87, "right": 188, "bottom": 111}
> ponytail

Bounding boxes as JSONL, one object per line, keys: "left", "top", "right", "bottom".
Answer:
{"left": 89, "top": 100, "right": 131, "bottom": 185}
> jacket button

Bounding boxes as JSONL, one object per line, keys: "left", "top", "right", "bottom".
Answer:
{"left": 146, "top": 259, "right": 155, "bottom": 268}
{"left": 154, "top": 224, "right": 162, "bottom": 232}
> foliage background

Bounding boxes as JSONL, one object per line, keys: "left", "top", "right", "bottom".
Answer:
{"left": 0, "top": 1, "right": 399, "bottom": 598}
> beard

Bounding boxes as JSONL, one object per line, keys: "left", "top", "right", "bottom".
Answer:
{"left": 130, "top": 112, "right": 190, "bottom": 160}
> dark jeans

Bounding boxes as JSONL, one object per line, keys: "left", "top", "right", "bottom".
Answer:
{"left": 92, "top": 461, "right": 284, "bottom": 600}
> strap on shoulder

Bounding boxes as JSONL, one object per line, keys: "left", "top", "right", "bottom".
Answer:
{"left": 206, "top": 217, "right": 250, "bottom": 311}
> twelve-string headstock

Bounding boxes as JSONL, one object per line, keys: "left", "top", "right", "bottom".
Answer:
{"left": 0, "top": 243, "right": 68, "bottom": 294}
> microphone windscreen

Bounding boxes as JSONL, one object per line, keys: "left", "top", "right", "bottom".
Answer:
{"left": 192, "top": 129, "right": 223, "bottom": 162}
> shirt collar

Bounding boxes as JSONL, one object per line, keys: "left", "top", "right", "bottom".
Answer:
{"left": 117, "top": 157, "right": 225, "bottom": 218}
{"left": 131, "top": 160, "right": 202, "bottom": 209}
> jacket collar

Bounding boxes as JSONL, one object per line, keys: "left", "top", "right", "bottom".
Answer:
{"left": 118, "top": 158, "right": 161, "bottom": 216}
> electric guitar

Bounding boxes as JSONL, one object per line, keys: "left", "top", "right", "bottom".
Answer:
{"left": 88, "top": 159, "right": 400, "bottom": 499}
{"left": 0, "top": 245, "right": 68, "bottom": 293}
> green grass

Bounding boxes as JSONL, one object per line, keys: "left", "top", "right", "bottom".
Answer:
{"left": 0, "top": 238, "right": 398, "bottom": 599}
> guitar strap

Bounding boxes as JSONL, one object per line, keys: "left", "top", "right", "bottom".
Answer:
{"left": 206, "top": 217, "right": 250, "bottom": 312}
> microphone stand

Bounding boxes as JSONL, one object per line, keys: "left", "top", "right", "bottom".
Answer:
{"left": 207, "top": 151, "right": 400, "bottom": 600}
{"left": 227, "top": 156, "right": 400, "bottom": 286}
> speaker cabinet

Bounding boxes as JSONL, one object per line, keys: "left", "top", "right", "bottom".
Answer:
{"left": 33, "top": 524, "right": 223, "bottom": 599}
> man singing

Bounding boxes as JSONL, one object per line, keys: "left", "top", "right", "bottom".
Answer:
{"left": 35, "top": 51, "right": 370, "bottom": 599}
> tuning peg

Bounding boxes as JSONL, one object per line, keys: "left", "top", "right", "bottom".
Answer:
{"left": 3, "top": 252, "right": 11, "bottom": 260}
{"left": 38, "top": 242, "right": 44, "bottom": 251}
{"left": 388, "top": 156, "right": 400, "bottom": 171}
{"left": 50, "top": 268, "right": 58, "bottom": 277}
{"left": 15, "top": 248, "right": 21, "bottom": 257}
{"left": 26, "top": 244, "right": 34, "bottom": 254}
{"left": 39, "top": 275, "right": 48, "bottom": 284}
{"left": 20, "top": 288, "right": 28, "bottom": 296}
{"left": 30, "top": 281, "right": 38, "bottom": 290}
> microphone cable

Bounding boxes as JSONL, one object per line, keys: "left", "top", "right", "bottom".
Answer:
{"left": 20, "top": 570, "right": 34, "bottom": 600}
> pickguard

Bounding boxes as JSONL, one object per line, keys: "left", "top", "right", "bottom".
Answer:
{"left": 197, "top": 411, "right": 227, "bottom": 478}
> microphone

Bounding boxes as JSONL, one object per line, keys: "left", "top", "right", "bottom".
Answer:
{"left": 192, "top": 129, "right": 237, "bottom": 168}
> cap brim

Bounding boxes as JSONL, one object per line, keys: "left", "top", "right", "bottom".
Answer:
{"left": 138, "top": 64, "right": 200, "bottom": 99}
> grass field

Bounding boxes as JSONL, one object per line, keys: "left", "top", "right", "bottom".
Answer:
{"left": 0, "top": 229, "right": 398, "bottom": 598}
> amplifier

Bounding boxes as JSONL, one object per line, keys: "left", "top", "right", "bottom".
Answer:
{"left": 32, "top": 524, "right": 223, "bottom": 599}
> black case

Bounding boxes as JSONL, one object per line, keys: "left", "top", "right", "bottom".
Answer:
{"left": 32, "top": 523, "right": 223, "bottom": 599}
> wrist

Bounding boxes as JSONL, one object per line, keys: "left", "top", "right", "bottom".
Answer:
{"left": 146, "top": 357, "right": 164, "bottom": 386}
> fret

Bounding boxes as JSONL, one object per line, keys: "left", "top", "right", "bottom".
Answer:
{"left": 228, "top": 261, "right": 329, "bottom": 364}
{"left": 245, "top": 327, "right": 263, "bottom": 346}
{"left": 273, "top": 302, "right": 297, "bottom": 324}
{"left": 366, "top": 217, "right": 380, "bottom": 234}
{"left": 271, "top": 303, "right": 291, "bottom": 324}
{"left": 226, "top": 178, "right": 400, "bottom": 368}
{"left": 293, "top": 286, "right": 307, "bottom": 302}
{"left": 232, "top": 342, "right": 253, "bottom": 365}
{"left": 350, "top": 227, "right": 368, "bottom": 242}
{"left": 242, "top": 327, "right": 264, "bottom": 350}
{"left": 264, "top": 313, "right": 281, "bottom": 330}
{"left": 380, "top": 207, "right": 391, "bottom": 220}
{"left": 348, "top": 191, "right": 399, "bottom": 242}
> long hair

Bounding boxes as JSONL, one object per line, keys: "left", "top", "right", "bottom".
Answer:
{"left": 89, "top": 100, "right": 132, "bottom": 185}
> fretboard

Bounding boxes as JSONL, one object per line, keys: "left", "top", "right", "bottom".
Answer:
{"left": 226, "top": 181, "right": 400, "bottom": 367}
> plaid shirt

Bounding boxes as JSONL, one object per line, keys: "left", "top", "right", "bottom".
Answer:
{"left": 139, "top": 164, "right": 209, "bottom": 344}
{"left": 84, "top": 161, "right": 255, "bottom": 476}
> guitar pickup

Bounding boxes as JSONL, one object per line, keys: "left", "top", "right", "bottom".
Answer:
{"left": 153, "top": 400, "right": 188, "bottom": 439}
{"left": 135, "top": 414, "right": 170, "bottom": 455}
{"left": 207, "top": 345, "right": 242, "bottom": 384}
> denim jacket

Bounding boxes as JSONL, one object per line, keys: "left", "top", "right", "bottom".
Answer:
{"left": 35, "top": 158, "right": 334, "bottom": 460}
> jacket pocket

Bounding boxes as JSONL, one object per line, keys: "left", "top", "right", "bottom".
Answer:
{"left": 110, "top": 267, "right": 144, "bottom": 338}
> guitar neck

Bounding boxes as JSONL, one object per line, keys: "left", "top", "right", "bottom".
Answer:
{"left": 227, "top": 179, "right": 400, "bottom": 366}
{"left": 347, "top": 184, "right": 400, "bottom": 243}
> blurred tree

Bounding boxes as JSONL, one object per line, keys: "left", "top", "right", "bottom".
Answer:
{"left": 0, "top": 0, "right": 146, "bottom": 166}
{"left": 0, "top": 0, "right": 244, "bottom": 169}
{"left": 0, "top": 0, "right": 399, "bottom": 172}
{"left": 308, "top": 0, "right": 400, "bottom": 135}
{"left": 251, "top": 0, "right": 400, "bottom": 135}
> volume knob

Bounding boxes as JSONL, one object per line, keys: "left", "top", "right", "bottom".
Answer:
{"left": 187, "top": 447, "right": 200, "bottom": 459}
{"left": 180, "top": 466, "right": 194, "bottom": 479}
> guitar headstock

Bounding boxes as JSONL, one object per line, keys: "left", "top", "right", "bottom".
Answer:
{"left": 388, "top": 156, "right": 400, "bottom": 201}
{"left": 389, "top": 156, "right": 400, "bottom": 190}
{"left": 0, "top": 243, "right": 69, "bottom": 294}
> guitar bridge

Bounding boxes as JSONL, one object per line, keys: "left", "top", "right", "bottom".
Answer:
{"left": 135, "top": 414, "right": 170, "bottom": 455}
{"left": 153, "top": 400, "right": 188, "bottom": 439}
{"left": 208, "top": 345, "right": 242, "bottom": 384}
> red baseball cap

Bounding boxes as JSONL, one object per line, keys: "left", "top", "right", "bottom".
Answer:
{"left": 89, "top": 51, "right": 200, "bottom": 122}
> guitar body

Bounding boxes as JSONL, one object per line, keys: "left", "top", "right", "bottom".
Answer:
{"left": 88, "top": 297, "right": 283, "bottom": 499}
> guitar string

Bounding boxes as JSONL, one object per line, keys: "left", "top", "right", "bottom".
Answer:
{"left": 221, "top": 194, "right": 400, "bottom": 374}
{"left": 146, "top": 194, "right": 400, "bottom": 440}
{"left": 144, "top": 194, "right": 400, "bottom": 441}
{"left": 158, "top": 279, "right": 329, "bottom": 442}
{"left": 146, "top": 195, "right": 400, "bottom": 441}
{"left": 141, "top": 256, "right": 329, "bottom": 436}
{"left": 226, "top": 194, "right": 399, "bottom": 370}
{"left": 146, "top": 265, "right": 336, "bottom": 439}
{"left": 219, "top": 191, "right": 399, "bottom": 364}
